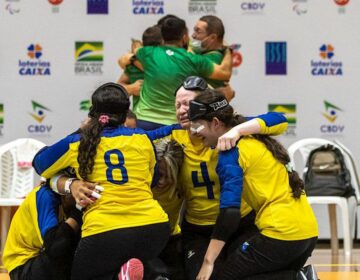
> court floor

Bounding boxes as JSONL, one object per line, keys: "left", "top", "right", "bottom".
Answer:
{"left": 1, "top": 248, "right": 360, "bottom": 279}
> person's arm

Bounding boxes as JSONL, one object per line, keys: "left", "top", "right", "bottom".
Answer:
{"left": 217, "top": 112, "right": 288, "bottom": 151}
{"left": 32, "top": 133, "right": 79, "bottom": 178}
{"left": 197, "top": 148, "right": 243, "bottom": 280}
{"left": 196, "top": 239, "right": 225, "bottom": 280}
{"left": 208, "top": 48, "right": 232, "bottom": 81}
{"left": 118, "top": 53, "right": 135, "bottom": 69}
{"left": 55, "top": 176, "right": 98, "bottom": 207}
{"left": 145, "top": 124, "right": 183, "bottom": 142}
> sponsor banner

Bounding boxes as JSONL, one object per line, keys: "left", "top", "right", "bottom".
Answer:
{"left": 19, "top": 44, "right": 51, "bottom": 76}
{"left": 240, "top": 1, "right": 265, "bottom": 15}
{"left": 132, "top": 0, "right": 164, "bottom": 15}
{"left": 311, "top": 44, "right": 343, "bottom": 76}
{"left": 292, "top": 0, "right": 307, "bottom": 15}
{"left": 268, "top": 104, "right": 296, "bottom": 136}
{"left": 75, "top": 42, "right": 104, "bottom": 75}
{"left": 231, "top": 44, "right": 243, "bottom": 75}
{"left": 48, "top": 0, "right": 63, "bottom": 13}
{"left": 334, "top": 0, "right": 350, "bottom": 14}
{"left": 188, "top": 0, "right": 217, "bottom": 15}
{"left": 320, "top": 100, "right": 345, "bottom": 135}
{"left": 265, "top": 42, "right": 287, "bottom": 75}
{"left": 80, "top": 99, "right": 91, "bottom": 111}
{"left": 87, "top": 0, "right": 108, "bottom": 14}
{"left": 27, "top": 100, "right": 53, "bottom": 136}
{"left": 5, "top": 0, "right": 20, "bottom": 14}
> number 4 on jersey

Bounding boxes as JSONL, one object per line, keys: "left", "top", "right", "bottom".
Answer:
{"left": 192, "top": 162, "right": 215, "bottom": 199}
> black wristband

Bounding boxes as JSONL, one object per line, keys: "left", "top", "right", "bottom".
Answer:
{"left": 212, "top": 207, "right": 241, "bottom": 242}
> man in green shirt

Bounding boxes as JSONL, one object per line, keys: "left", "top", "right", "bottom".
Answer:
{"left": 125, "top": 17, "right": 232, "bottom": 130}
{"left": 190, "top": 15, "right": 235, "bottom": 101}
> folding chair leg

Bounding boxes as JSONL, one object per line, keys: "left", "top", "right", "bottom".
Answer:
{"left": 328, "top": 204, "right": 339, "bottom": 255}
{"left": 339, "top": 200, "right": 352, "bottom": 256}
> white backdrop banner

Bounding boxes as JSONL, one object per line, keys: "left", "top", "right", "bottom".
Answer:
{"left": 1, "top": 0, "right": 359, "bottom": 237}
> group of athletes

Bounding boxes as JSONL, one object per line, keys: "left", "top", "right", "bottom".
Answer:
{"left": 2, "top": 13, "right": 319, "bottom": 280}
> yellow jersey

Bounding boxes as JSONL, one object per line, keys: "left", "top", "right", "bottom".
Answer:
{"left": 148, "top": 113, "right": 289, "bottom": 226}
{"left": 33, "top": 127, "right": 168, "bottom": 238}
{"left": 217, "top": 136, "right": 318, "bottom": 241}
{"left": 3, "top": 185, "right": 61, "bottom": 273}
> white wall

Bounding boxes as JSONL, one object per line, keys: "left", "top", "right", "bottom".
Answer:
{"left": 1, "top": 0, "right": 359, "bottom": 239}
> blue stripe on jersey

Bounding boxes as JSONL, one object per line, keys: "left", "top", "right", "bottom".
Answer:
{"left": 216, "top": 147, "right": 243, "bottom": 209}
{"left": 33, "top": 134, "right": 80, "bottom": 175}
{"left": 146, "top": 124, "right": 183, "bottom": 141}
{"left": 36, "top": 185, "right": 60, "bottom": 238}
{"left": 248, "top": 112, "right": 287, "bottom": 127}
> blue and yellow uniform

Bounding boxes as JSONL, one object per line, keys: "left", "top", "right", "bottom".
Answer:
{"left": 150, "top": 113, "right": 288, "bottom": 227}
{"left": 3, "top": 185, "right": 61, "bottom": 274}
{"left": 33, "top": 127, "right": 168, "bottom": 238}
{"left": 217, "top": 136, "right": 318, "bottom": 241}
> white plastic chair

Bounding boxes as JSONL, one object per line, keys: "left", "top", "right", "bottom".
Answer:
{"left": 0, "top": 138, "right": 46, "bottom": 253}
{"left": 288, "top": 138, "right": 358, "bottom": 256}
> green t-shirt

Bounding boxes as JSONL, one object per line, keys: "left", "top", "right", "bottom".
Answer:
{"left": 203, "top": 50, "right": 227, "bottom": 89}
{"left": 124, "top": 64, "right": 144, "bottom": 111}
{"left": 135, "top": 46, "right": 214, "bottom": 125}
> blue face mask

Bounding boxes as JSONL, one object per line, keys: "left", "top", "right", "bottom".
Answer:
{"left": 190, "top": 39, "right": 204, "bottom": 54}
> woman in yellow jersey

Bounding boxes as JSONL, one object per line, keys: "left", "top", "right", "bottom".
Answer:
{"left": 2, "top": 182, "right": 82, "bottom": 280}
{"left": 32, "top": 83, "right": 170, "bottom": 280}
{"left": 187, "top": 90, "right": 318, "bottom": 280}
{"left": 173, "top": 76, "right": 289, "bottom": 280}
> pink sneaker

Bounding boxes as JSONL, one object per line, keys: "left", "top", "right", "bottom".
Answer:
{"left": 118, "top": 258, "right": 144, "bottom": 280}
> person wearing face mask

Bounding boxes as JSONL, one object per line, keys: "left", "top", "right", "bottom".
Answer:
{"left": 190, "top": 15, "right": 235, "bottom": 101}
{"left": 119, "top": 16, "right": 233, "bottom": 131}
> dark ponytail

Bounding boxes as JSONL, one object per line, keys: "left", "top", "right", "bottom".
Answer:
{"left": 77, "top": 83, "right": 130, "bottom": 180}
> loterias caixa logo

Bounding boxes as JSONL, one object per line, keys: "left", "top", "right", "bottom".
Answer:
{"left": 268, "top": 104, "right": 296, "bottom": 136}
{"left": 311, "top": 44, "right": 343, "bottom": 76}
{"left": 19, "top": 44, "right": 51, "bottom": 76}
{"left": 28, "top": 100, "right": 52, "bottom": 135}
{"left": 75, "top": 42, "right": 104, "bottom": 75}
{"left": 132, "top": 0, "right": 164, "bottom": 15}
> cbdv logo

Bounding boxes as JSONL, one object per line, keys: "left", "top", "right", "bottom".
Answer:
{"left": 19, "top": 44, "right": 51, "bottom": 76}
{"left": 334, "top": 0, "right": 350, "bottom": 14}
{"left": 265, "top": 42, "right": 287, "bottom": 75}
{"left": 87, "top": 0, "right": 108, "bottom": 14}
{"left": 0, "top": 104, "right": 3, "bottom": 137}
{"left": 28, "top": 101, "right": 52, "bottom": 135}
{"left": 268, "top": 104, "right": 296, "bottom": 136}
{"left": 230, "top": 44, "right": 243, "bottom": 75}
{"left": 292, "top": 0, "right": 307, "bottom": 15}
{"left": 75, "top": 42, "right": 103, "bottom": 75}
{"left": 240, "top": 1, "right": 265, "bottom": 15}
{"left": 311, "top": 44, "right": 343, "bottom": 76}
{"left": 132, "top": 0, "right": 164, "bottom": 15}
{"left": 189, "top": 0, "right": 217, "bottom": 15}
{"left": 48, "top": 0, "right": 63, "bottom": 13}
{"left": 320, "top": 100, "right": 344, "bottom": 134}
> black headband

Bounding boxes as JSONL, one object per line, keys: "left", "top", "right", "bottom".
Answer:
{"left": 189, "top": 98, "right": 229, "bottom": 121}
